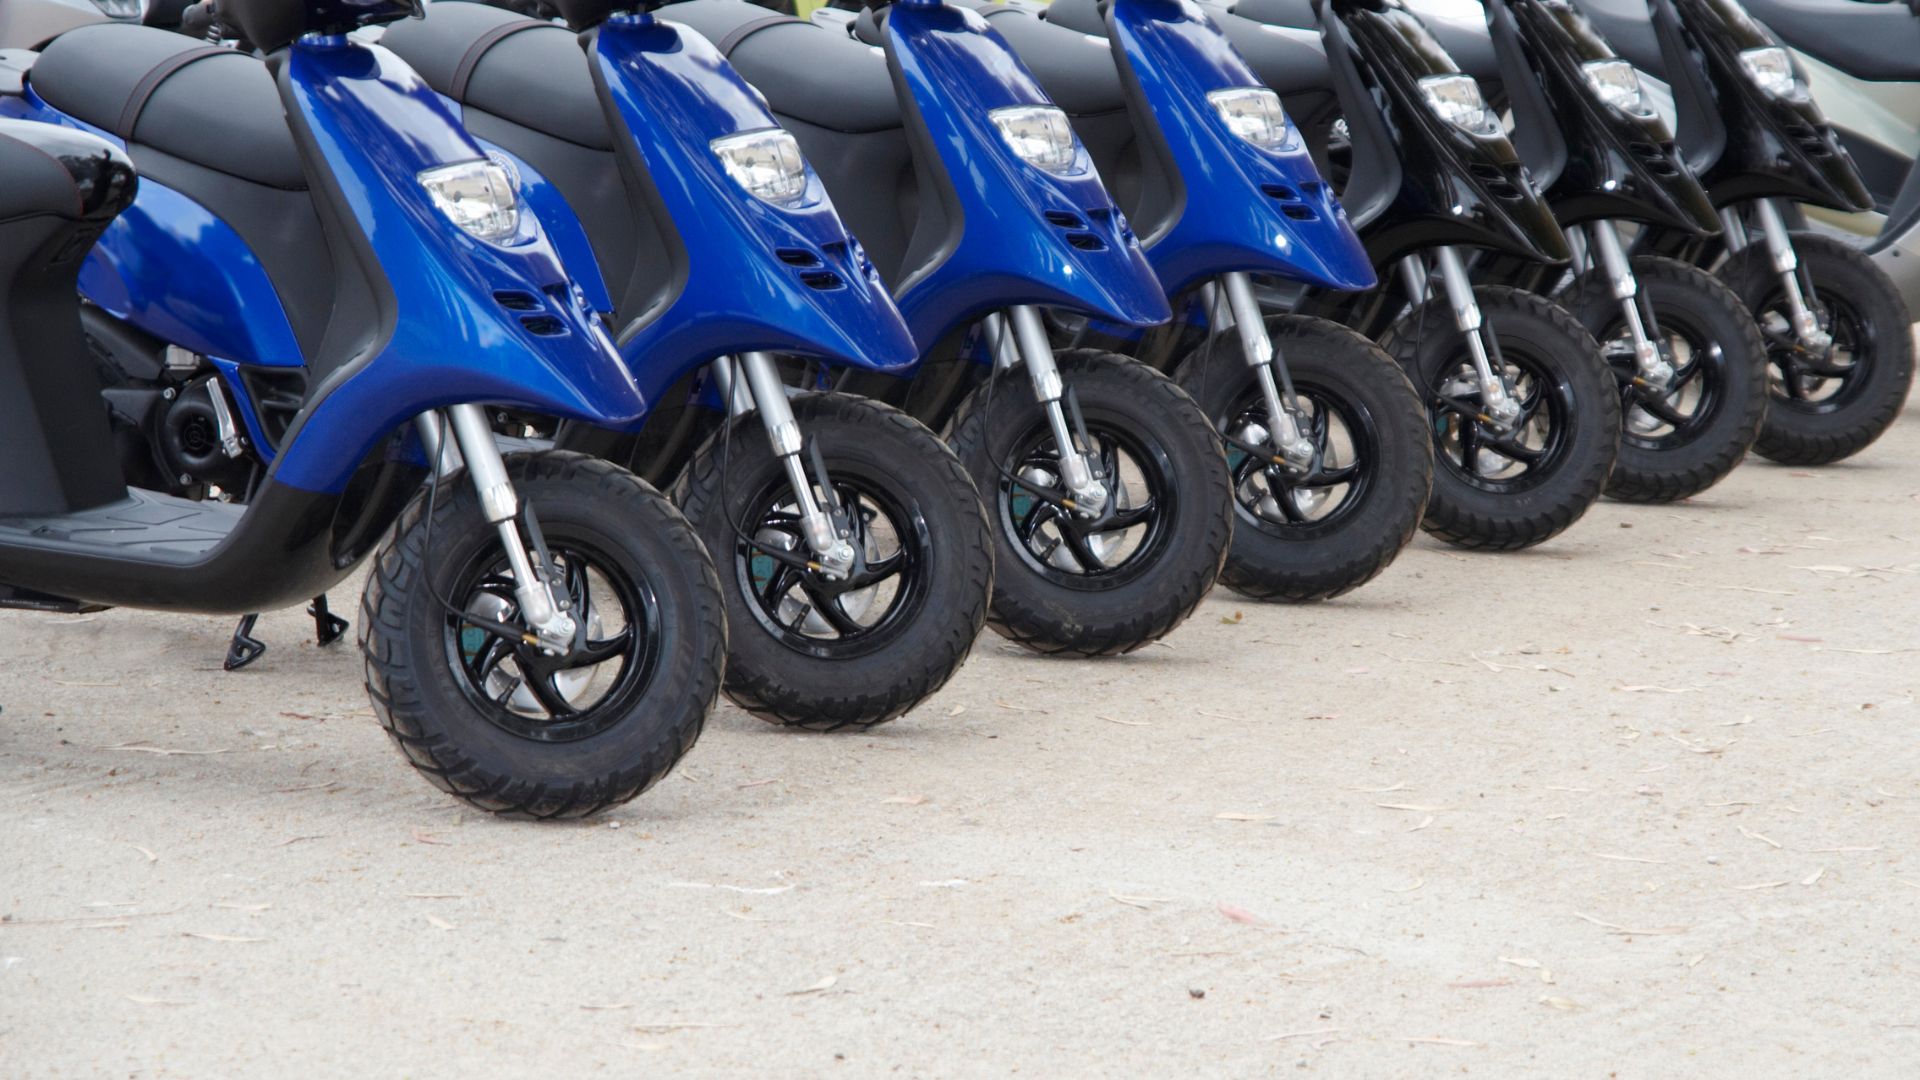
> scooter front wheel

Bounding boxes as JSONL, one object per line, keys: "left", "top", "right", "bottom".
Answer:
{"left": 1562, "top": 256, "right": 1768, "bottom": 503}
{"left": 362, "top": 451, "right": 724, "bottom": 819}
{"left": 1717, "top": 232, "right": 1915, "bottom": 466}
{"left": 1387, "top": 286, "right": 1620, "bottom": 550}
{"left": 675, "top": 393, "right": 992, "bottom": 731}
{"left": 948, "top": 350, "right": 1232, "bottom": 655}
{"left": 1175, "top": 316, "right": 1431, "bottom": 601}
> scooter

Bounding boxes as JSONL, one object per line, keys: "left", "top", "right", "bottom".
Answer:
{"left": 1735, "top": 0, "right": 1920, "bottom": 313}
{"left": 379, "top": 0, "right": 994, "bottom": 731}
{"left": 956, "top": 0, "right": 1433, "bottom": 602}
{"left": 653, "top": 0, "right": 1238, "bottom": 658}
{"left": 1473, "top": 0, "right": 1769, "bottom": 502}
{"left": 0, "top": 0, "right": 726, "bottom": 818}
{"left": 1570, "top": 0, "right": 1915, "bottom": 466}
{"left": 1082, "top": 0, "right": 1621, "bottom": 550}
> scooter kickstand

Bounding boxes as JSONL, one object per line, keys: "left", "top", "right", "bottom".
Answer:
{"left": 308, "top": 595, "right": 349, "bottom": 647}
{"left": 224, "top": 614, "right": 266, "bottom": 671}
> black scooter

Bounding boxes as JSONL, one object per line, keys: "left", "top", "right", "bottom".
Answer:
{"left": 1571, "top": 0, "right": 1914, "bottom": 466}
{"left": 1478, "top": 0, "right": 1769, "bottom": 502}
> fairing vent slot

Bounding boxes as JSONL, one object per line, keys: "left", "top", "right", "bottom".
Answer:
{"left": 800, "top": 270, "right": 845, "bottom": 290}
{"left": 494, "top": 290, "right": 542, "bottom": 311}
{"left": 519, "top": 315, "right": 567, "bottom": 336}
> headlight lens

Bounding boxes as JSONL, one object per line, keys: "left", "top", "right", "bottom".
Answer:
{"left": 417, "top": 157, "right": 520, "bottom": 244}
{"left": 711, "top": 128, "right": 809, "bottom": 207}
{"left": 1580, "top": 59, "right": 1657, "bottom": 120}
{"left": 1418, "top": 73, "right": 1502, "bottom": 138}
{"left": 988, "top": 105, "right": 1080, "bottom": 174}
{"left": 1207, "top": 87, "right": 1293, "bottom": 150}
{"left": 1738, "top": 46, "right": 1806, "bottom": 102}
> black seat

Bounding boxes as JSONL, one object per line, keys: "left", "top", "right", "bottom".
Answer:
{"left": 1740, "top": 0, "right": 1920, "bottom": 82}
{"left": 965, "top": 2, "right": 1128, "bottom": 118}
{"left": 664, "top": 0, "right": 903, "bottom": 133}
{"left": 28, "top": 24, "right": 303, "bottom": 191}
{"left": 378, "top": 2, "right": 614, "bottom": 150}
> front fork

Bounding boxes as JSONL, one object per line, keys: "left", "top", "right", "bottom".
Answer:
{"left": 1404, "top": 246, "right": 1523, "bottom": 425}
{"left": 983, "top": 306, "right": 1109, "bottom": 515}
{"left": 418, "top": 405, "right": 579, "bottom": 655}
{"left": 1206, "top": 271, "right": 1315, "bottom": 469}
{"left": 1742, "top": 199, "right": 1832, "bottom": 351}
{"left": 709, "top": 352, "right": 857, "bottom": 578}
{"left": 1570, "top": 221, "right": 1673, "bottom": 391}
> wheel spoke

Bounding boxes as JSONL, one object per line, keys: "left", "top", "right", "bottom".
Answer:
{"left": 1630, "top": 391, "right": 1692, "bottom": 428}
{"left": 1307, "top": 461, "right": 1362, "bottom": 486}
{"left": 1102, "top": 496, "right": 1157, "bottom": 531}
{"left": 799, "top": 584, "right": 867, "bottom": 637}
{"left": 759, "top": 561, "right": 803, "bottom": 610}
{"left": 1053, "top": 518, "right": 1109, "bottom": 572}
{"left": 564, "top": 626, "right": 634, "bottom": 670}
{"left": 524, "top": 670, "right": 581, "bottom": 719}
{"left": 1017, "top": 499, "right": 1060, "bottom": 546}
{"left": 1274, "top": 479, "right": 1311, "bottom": 523}
{"left": 1458, "top": 418, "right": 1481, "bottom": 473}
{"left": 1481, "top": 433, "right": 1546, "bottom": 464}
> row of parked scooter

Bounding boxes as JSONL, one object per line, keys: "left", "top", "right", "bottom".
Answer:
{"left": 0, "top": 0, "right": 1907, "bottom": 817}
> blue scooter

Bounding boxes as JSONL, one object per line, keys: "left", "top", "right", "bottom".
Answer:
{"left": 0, "top": 0, "right": 725, "bottom": 818}
{"left": 380, "top": 0, "right": 994, "bottom": 731}
{"left": 957, "top": 0, "right": 1434, "bottom": 603}
{"left": 659, "top": 0, "right": 1238, "bottom": 659}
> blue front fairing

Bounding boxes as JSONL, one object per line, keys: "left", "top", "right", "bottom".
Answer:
{"left": 884, "top": 0, "right": 1171, "bottom": 348}
{"left": 586, "top": 14, "right": 918, "bottom": 401}
{"left": 271, "top": 40, "right": 647, "bottom": 491}
{"left": 1105, "top": 0, "right": 1375, "bottom": 295}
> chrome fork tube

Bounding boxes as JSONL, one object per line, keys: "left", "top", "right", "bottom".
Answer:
{"left": 995, "top": 306, "right": 1107, "bottom": 512}
{"left": 445, "top": 404, "right": 575, "bottom": 652}
{"left": 1434, "top": 246, "right": 1520, "bottom": 423}
{"left": 1589, "top": 221, "right": 1669, "bottom": 386}
{"left": 1718, "top": 207, "right": 1748, "bottom": 252}
{"left": 1398, "top": 255, "right": 1430, "bottom": 304}
{"left": 1220, "top": 271, "right": 1314, "bottom": 466}
{"left": 736, "top": 351, "right": 852, "bottom": 576}
{"left": 1755, "top": 199, "right": 1830, "bottom": 349}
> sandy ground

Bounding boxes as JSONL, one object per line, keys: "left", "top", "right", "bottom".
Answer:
{"left": 3, "top": 390, "right": 1917, "bottom": 1078}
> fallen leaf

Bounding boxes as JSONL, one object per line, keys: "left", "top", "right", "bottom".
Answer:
{"left": 1802, "top": 868, "right": 1826, "bottom": 886}
{"left": 1220, "top": 611, "right": 1244, "bottom": 625}
{"left": 131, "top": 845, "right": 157, "bottom": 864}
{"left": 1385, "top": 877, "right": 1424, "bottom": 893}
{"left": 1408, "top": 815, "right": 1434, "bottom": 833}
{"left": 1539, "top": 997, "right": 1581, "bottom": 1010}
{"left": 425, "top": 915, "right": 456, "bottom": 931}
{"left": 787, "top": 974, "right": 837, "bottom": 996}
{"left": 1217, "top": 902, "right": 1269, "bottom": 927}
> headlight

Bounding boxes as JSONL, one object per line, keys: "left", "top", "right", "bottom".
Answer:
{"left": 1418, "top": 74, "right": 1502, "bottom": 139}
{"left": 1738, "top": 46, "right": 1806, "bottom": 102}
{"left": 1207, "top": 87, "right": 1293, "bottom": 150}
{"left": 1580, "top": 59, "right": 1657, "bottom": 120}
{"left": 710, "top": 129, "right": 809, "bottom": 208}
{"left": 988, "top": 105, "right": 1080, "bottom": 174}
{"left": 417, "top": 157, "right": 520, "bottom": 244}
